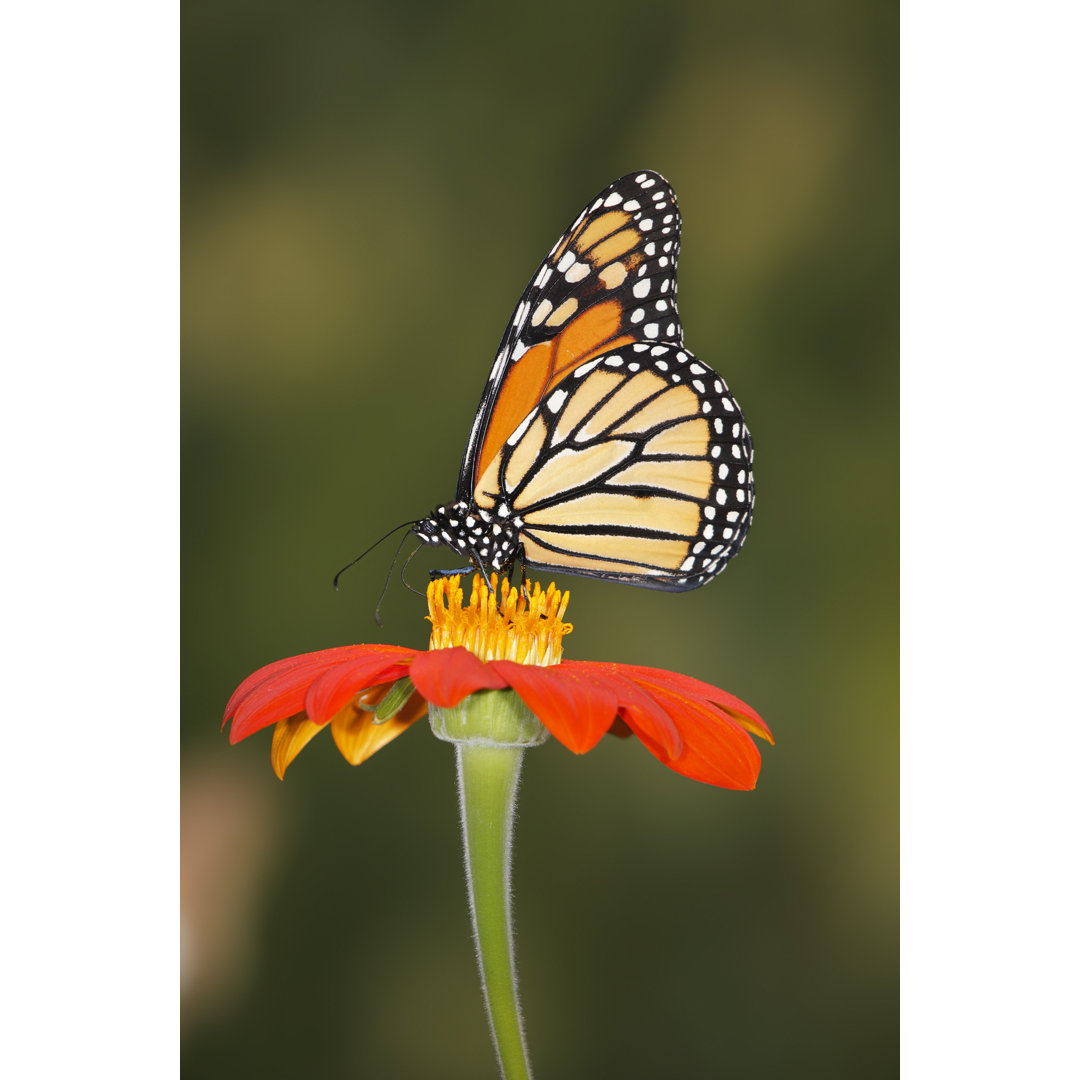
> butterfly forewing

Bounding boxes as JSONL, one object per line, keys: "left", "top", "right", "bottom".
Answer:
{"left": 456, "top": 171, "right": 686, "bottom": 500}
{"left": 473, "top": 342, "right": 754, "bottom": 591}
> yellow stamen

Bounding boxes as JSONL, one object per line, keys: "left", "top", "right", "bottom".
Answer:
{"left": 426, "top": 574, "right": 572, "bottom": 666}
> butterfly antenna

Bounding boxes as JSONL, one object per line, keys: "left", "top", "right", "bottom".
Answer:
{"left": 334, "top": 520, "right": 418, "bottom": 590}
{"left": 399, "top": 542, "right": 426, "bottom": 599}
{"left": 372, "top": 531, "right": 421, "bottom": 627}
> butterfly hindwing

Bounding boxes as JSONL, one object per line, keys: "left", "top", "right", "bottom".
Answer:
{"left": 471, "top": 342, "right": 754, "bottom": 591}
{"left": 456, "top": 171, "right": 686, "bottom": 500}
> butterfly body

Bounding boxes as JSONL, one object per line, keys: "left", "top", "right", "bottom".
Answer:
{"left": 414, "top": 499, "right": 525, "bottom": 571}
{"left": 414, "top": 171, "right": 754, "bottom": 592}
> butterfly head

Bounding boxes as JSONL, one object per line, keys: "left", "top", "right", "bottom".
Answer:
{"left": 413, "top": 500, "right": 481, "bottom": 558}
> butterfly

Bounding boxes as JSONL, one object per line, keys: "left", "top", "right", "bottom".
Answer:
{"left": 413, "top": 170, "right": 754, "bottom": 591}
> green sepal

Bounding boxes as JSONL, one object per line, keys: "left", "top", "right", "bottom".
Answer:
{"left": 374, "top": 677, "right": 416, "bottom": 723}
{"left": 429, "top": 688, "right": 549, "bottom": 747}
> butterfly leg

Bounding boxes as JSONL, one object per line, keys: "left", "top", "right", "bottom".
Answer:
{"left": 465, "top": 544, "right": 494, "bottom": 590}
{"left": 428, "top": 566, "right": 475, "bottom": 581}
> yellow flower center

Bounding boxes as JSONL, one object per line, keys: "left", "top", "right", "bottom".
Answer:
{"left": 426, "top": 573, "right": 572, "bottom": 666}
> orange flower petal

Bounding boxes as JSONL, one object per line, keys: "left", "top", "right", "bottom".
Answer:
{"left": 270, "top": 713, "right": 325, "bottom": 779}
{"left": 330, "top": 691, "right": 428, "bottom": 765}
{"left": 561, "top": 662, "right": 685, "bottom": 759}
{"left": 618, "top": 664, "right": 773, "bottom": 744}
{"left": 304, "top": 648, "right": 417, "bottom": 724}
{"left": 511, "top": 661, "right": 658, "bottom": 757}
{"left": 227, "top": 645, "right": 405, "bottom": 742}
{"left": 643, "top": 684, "right": 762, "bottom": 789}
{"left": 609, "top": 676, "right": 684, "bottom": 759}
{"left": 224, "top": 645, "right": 384, "bottom": 722}
{"left": 408, "top": 647, "right": 509, "bottom": 708}
{"left": 490, "top": 661, "right": 619, "bottom": 755}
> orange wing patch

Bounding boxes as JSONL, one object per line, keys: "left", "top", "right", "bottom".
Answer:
{"left": 574, "top": 209, "right": 630, "bottom": 251}
{"left": 474, "top": 299, "right": 636, "bottom": 485}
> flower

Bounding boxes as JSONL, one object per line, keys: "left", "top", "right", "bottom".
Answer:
{"left": 223, "top": 573, "right": 773, "bottom": 1077}
{"left": 223, "top": 574, "right": 772, "bottom": 788}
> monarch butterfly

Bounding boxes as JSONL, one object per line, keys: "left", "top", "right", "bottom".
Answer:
{"left": 413, "top": 170, "right": 753, "bottom": 591}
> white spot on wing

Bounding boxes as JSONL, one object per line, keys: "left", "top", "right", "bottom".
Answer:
{"left": 507, "top": 409, "right": 538, "bottom": 446}
{"left": 574, "top": 358, "right": 602, "bottom": 378}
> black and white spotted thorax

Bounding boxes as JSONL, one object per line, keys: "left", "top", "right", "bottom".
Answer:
{"left": 414, "top": 501, "right": 526, "bottom": 570}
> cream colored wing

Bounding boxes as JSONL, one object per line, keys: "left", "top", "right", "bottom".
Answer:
{"left": 472, "top": 342, "right": 754, "bottom": 591}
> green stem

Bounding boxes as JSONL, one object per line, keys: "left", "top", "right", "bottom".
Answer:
{"left": 455, "top": 743, "right": 533, "bottom": 1080}
{"left": 431, "top": 690, "right": 546, "bottom": 1078}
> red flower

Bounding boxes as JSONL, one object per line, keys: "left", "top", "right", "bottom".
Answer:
{"left": 223, "top": 575, "right": 772, "bottom": 788}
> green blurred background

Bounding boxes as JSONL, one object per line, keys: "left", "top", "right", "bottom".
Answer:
{"left": 182, "top": 1, "right": 897, "bottom": 1075}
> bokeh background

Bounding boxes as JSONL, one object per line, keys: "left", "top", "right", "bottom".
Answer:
{"left": 182, "top": 1, "right": 897, "bottom": 1076}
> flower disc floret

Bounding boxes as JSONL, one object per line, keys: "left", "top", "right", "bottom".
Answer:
{"left": 427, "top": 574, "right": 571, "bottom": 666}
